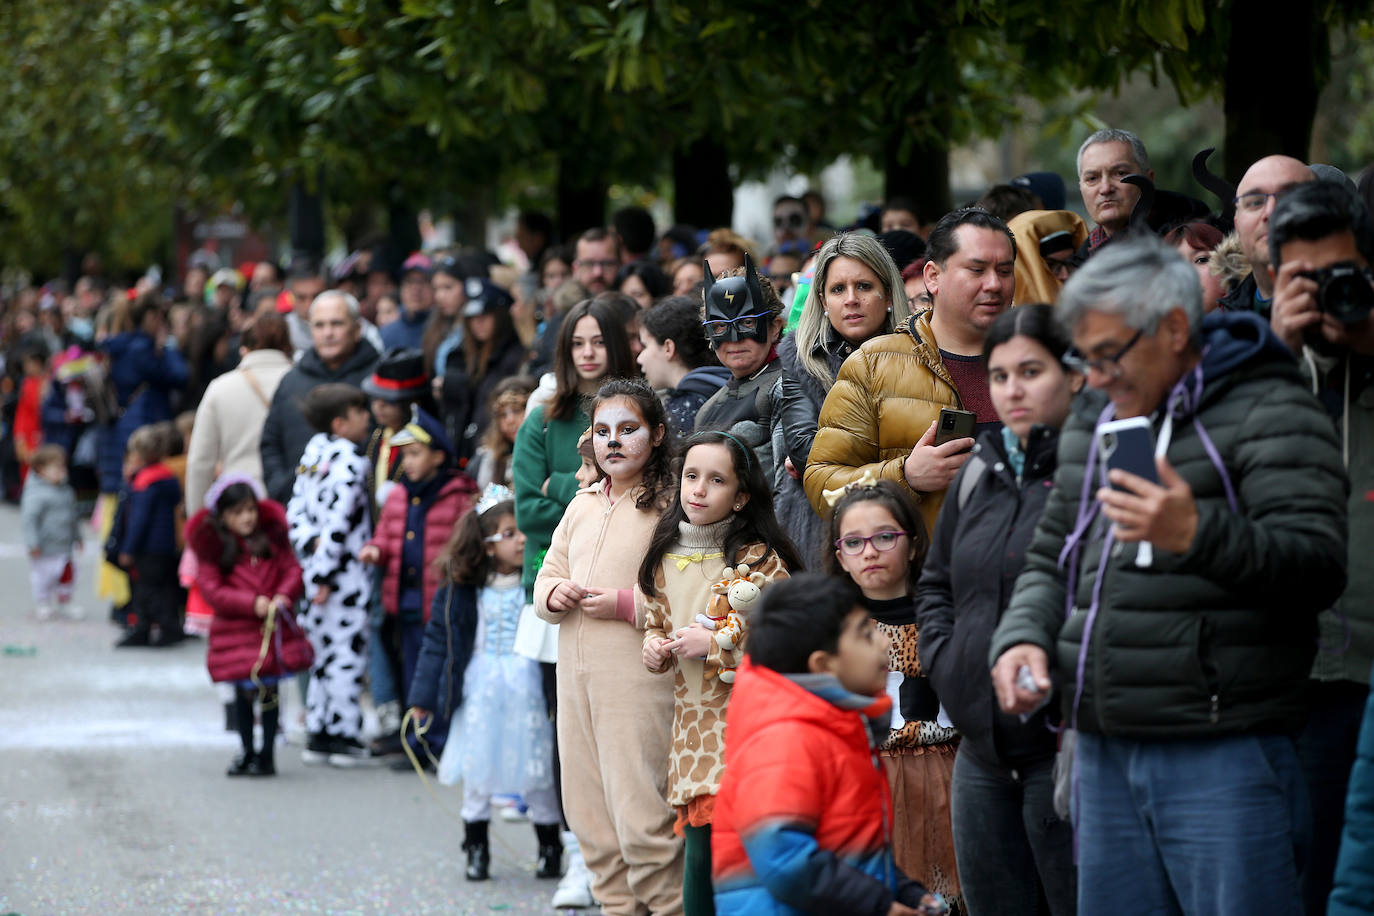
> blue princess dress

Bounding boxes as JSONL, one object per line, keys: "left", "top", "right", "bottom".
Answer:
{"left": 437, "top": 571, "right": 555, "bottom": 797}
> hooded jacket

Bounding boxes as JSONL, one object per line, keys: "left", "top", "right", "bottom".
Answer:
{"left": 663, "top": 365, "right": 731, "bottom": 438}
{"left": 990, "top": 311, "right": 1348, "bottom": 738}
{"left": 365, "top": 471, "right": 478, "bottom": 622}
{"left": 96, "top": 331, "right": 189, "bottom": 493}
{"left": 804, "top": 310, "right": 961, "bottom": 539}
{"left": 916, "top": 426, "right": 1061, "bottom": 768}
{"left": 259, "top": 339, "right": 380, "bottom": 504}
{"left": 186, "top": 500, "right": 306, "bottom": 683}
{"left": 712, "top": 660, "right": 929, "bottom": 916}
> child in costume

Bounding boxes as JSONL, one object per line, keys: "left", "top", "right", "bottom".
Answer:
{"left": 360, "top": 406, "right": 478, "bottom": 761}
{"left": 189, "top": 474, "right": 308, "bottom": 777}
{"left": 286, "top": 384, "right": 376, "bottom": 767}
{"left": 409, "top": 485, "right": 560, "bottom": 882}
{"left": 534, "top": 378, "right": 683, "bottom": 916}
{"left": 639, "top": 431, "right": 799, "bottom": 915}
{"left": 712, "top": 574, "right": 947, "bottom": 916}
{"left": 21, "top": 444, "right": 81, "bottom": 621}
{"left": 826, "top": 478, "right": 960, "bottom": 906}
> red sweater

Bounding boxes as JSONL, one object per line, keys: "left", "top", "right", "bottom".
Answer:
{"left": 366, "top": 473, "right": 477, "bottom": 622}
{"left": 186, "top": 500, "right": 306, "bottom": 683}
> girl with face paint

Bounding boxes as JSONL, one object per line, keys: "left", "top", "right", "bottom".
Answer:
{"left": 533, "top": 379, "right": 687, "bottom": 916}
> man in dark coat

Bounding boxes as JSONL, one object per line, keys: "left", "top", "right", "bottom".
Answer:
{"left": 990, "top": 237, "right": 1348, "bottom": 914}
{"left": 260, "top": 290, "right": 379, "bottom": 504}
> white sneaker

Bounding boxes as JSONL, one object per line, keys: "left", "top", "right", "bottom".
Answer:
{"left": 35, "top": 604, "right": 54, "bottom": 621}
{"left": 550, "top": 848, "right": 596, "bottom": 908}
{"left": 61, "top": 604, "right": 84, "bottom": 621}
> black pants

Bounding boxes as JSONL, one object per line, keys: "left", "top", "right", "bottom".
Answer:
{"left": 541, "top": 661, "right": 568, "bottom": 830}
{"left": 130, "top": 553, "right": 182, "bottom": 638}
{"left": 1298, "top": 678, "right": 1370, "bottom": 916}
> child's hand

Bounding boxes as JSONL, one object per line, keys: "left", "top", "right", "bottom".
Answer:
{"left": 547, "top": 580, "right": 585, "bottom": 613}
{"left": 358, "top": 545, "right": 381, "bottom": 565}
{"left": 643, "top": 637, "right": 672, "bottom": 671}
{"left": 253, "top": 596, "right": 270, "bottom": 618}
{"left": 579, "top": 587, "right": 619, "bottom": 620}
{"left": 312, "top": 585, "right": 332, "bottom": 606}
{"left": 118, "top": 552, "right": 134, "bottom": 569}
{"left": 272, "top": 594, "right": 293, "bottom": 612}
{"left": 664, "top": 623, "right": 713, "bottom": 659}
{"left": 407, "top": 706, "right": 431, "bottom": 723}
{"left": 28, "top": 548, "right": 40, "bottom": 559}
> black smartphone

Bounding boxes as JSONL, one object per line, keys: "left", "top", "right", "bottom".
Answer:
{"left": 934, "top": 407, "right": 976, "bottom": 446}
{"left": 1097, "top": 417, "right": 1159, "bottom": 489}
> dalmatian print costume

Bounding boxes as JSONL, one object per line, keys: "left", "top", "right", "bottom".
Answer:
{"left": 287, "top": 433, "right": 374, "bottom": 740}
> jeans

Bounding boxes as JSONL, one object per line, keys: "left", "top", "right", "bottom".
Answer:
{"left": 950, "top": 746, "right": 1076, "bottom": 916}
{"left": 1075, "top": 731, "right": 1310, "bottom": 916}
{"left": 1298, "top": 679, "right": 1370, "bottom": 916}
{"left": 366, "top": 569, "right": 397, "bottom": 709}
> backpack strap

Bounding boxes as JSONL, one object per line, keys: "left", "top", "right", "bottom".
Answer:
{"left": 957, "top": 453, "right": 987, "bottom": 511}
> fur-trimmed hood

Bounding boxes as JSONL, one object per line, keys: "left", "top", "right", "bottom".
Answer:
{"left": 185, "top": 498, "right": 291, "bottom": 566}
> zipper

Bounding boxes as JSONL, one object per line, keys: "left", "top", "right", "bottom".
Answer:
{"left": 1198, "top": 617, "right": 1221, "bottom": 724}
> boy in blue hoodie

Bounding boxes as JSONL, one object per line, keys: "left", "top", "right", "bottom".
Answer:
{"left": 712, "top": 574, "right": 946, "bottom": 916}
{"left": 115, "top": 425, "right": 184, "bottom": 648}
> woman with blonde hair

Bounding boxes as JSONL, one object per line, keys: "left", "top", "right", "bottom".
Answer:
{"left": 771, "top": 232, "right": 911, "bottom": 564}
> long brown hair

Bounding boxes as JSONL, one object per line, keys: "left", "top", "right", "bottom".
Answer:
{"left": 461, "top": 305, "right": 518, "bottom": 381}
{"left": 420, "top": 260, "right": 463, "bottom": 376}
{"left": 438, "top": 499, "right": 515, "bottom": 586}
{"left": 548, "top": 299, "right": 634, "bottom": 422}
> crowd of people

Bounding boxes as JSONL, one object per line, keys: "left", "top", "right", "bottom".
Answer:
{"left": 7, "top": 126, "right": 1374, "bottom": 915}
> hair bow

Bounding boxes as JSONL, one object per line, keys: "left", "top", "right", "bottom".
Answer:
{"left": 821, "top": 468, "right": 881, "bottom": 508}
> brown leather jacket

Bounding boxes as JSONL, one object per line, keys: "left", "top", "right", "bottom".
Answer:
{"left": 803, "top": 309, "right": 960, "bottom": 538}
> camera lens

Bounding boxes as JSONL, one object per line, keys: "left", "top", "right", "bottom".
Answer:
{"left": 1317, "top": 262, "right": 1374, "bottom": 325}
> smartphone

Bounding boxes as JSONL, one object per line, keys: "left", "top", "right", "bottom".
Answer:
{"left": 1096, "top": 416, "right": 1159, "bottom": 490}
{"left": 934, "top": 407, "right": 976, "bottom": 446}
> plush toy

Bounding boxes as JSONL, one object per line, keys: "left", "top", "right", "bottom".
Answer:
{"left": 692, "top": 563, "right": 768, "bottom": 684}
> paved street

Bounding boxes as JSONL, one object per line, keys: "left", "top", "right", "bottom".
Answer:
{"left": 0, "top": 505, "right": 562, "bottom": 916}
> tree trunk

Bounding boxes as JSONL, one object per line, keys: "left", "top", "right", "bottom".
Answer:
{"left": 387, "top": 195, "right": 422, "bottom": 262}
{"left": 556, "top": 165, "right": 607, "bottom": 242}
{"left": 1223, "top": 0, "right": 1327, "bottom": 183}
{"left": 883, "top": 134, "right": 952, "bottom": 231}
{"left": 673, "top": 138, "right": 733, "bottom": 229}
{"left": 288, "top": 181, "right": 325, "bottom": 265}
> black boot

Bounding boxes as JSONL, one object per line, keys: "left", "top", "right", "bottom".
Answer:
{"left": 534, "top": 822, "right": 562, "bottom": 878}
{"left": 464, "top": 820, "right": 491, "bottom": 881}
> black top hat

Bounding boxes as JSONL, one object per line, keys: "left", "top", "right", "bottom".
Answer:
{"left": 362, "top": 348, "right": 430, "bottom": 402}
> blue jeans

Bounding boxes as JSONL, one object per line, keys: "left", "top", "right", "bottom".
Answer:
{"left": 950, "top": 746, "right": 1076, "bottom": 916}
{"left": 1075, "top": 731, "right": 1310, "bottom": 916}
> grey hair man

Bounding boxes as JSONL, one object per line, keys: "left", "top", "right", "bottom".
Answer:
{"left": 260, "top": 289, "right": 381, "bottom": 503}
{"left": 1076, "top": 128, "right": 1154, "bottom": 256}
{"left": 990, "top": 237, "right": 1347, "bottom": 913}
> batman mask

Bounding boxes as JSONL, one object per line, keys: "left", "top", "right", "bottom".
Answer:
{"left": 702, "top": 254, "right": 771, "bottom": 344}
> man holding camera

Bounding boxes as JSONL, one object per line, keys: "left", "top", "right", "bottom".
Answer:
{"left": 1269, "top": 179, "right": 1374, "bottom": 916}
{"left": 990, "top": 236, "right": 1348, "bottom": 914}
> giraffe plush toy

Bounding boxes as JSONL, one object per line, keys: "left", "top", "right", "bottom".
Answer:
{"left": 695, "top": 563, "right": 767, "bottom": 683}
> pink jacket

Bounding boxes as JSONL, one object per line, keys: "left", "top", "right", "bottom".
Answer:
{"left": 366, "top": 472, "right": 478, "bottom": 622}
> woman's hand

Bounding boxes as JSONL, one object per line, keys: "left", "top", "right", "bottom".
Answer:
{"left": 664, "top": 623, "right": 713, "bottom": 659}
{"left": 311, "top": 585, "right": 332, "bottom": 606}
{"left": 547, "top": 580, "right": 585, "bottom": 613}
{"left": 643, "top": 637, "right": 672, "bottom": 671}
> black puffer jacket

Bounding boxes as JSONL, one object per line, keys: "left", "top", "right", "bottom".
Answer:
{"left": 990, "top": 311, "right": 1348, "bottom": 739}
{"left": 917, "top": 425, "right": 1060, "bottom": 769}
{"left": 259, "top": 340, "right": 380, "bottom": 504}
{"left": 439, "top": 336, "right": 528, "bottom": 462}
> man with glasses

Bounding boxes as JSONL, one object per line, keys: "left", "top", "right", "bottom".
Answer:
{"left": 990, "top": 236, "right": 1347, "bottom": 914}
{"left": 1219, "top": 155, "right": 1314, "bottom": 315}
{"left": 1268, "top": 179, "right": 1374, "bottom": 916}
{"left": 571, "top": 228, "right": 621, "bottom": 295}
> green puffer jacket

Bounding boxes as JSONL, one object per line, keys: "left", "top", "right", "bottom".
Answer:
{"left": 990, "top": 311, "right": 1349, "bottom": 739}
{"left": 1299, "top": 349, "right": 1374, "bottom": 686}
{"left": 512, "top": 397, "right": 591, "bottom": 592}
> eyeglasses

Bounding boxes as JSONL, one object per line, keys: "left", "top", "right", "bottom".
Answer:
{"left": 575, "top": 259, "right": 619, "bottom": 272}
{"left": 1233, "top": 190, "right": 1285, "bottom": 213}
{"left": 774, "top": 212, "right": 806, "bottom": 229}
{"left": 1062, "top": 328, "right": 1144, "bottom": 378}
{"left": 834, "top": 530, "right": 908, "bottom": 556}
{"left": 702, "top": 312, "right": 769, "bottom": 338}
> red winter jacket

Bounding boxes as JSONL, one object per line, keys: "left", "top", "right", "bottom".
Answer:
{"left": 186, "top": 500, "right": 306, "bottom": 683}
{"left": 366, "top": 473, "right": 477, "bottom": 622}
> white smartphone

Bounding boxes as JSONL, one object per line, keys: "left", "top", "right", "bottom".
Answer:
{"left": 1096, "top": 416, "right": 1158, "bottom": 490}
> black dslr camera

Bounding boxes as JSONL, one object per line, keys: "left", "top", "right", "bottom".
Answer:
{"left": 1302, "top": 261, "right": 1374, "bottom": 324}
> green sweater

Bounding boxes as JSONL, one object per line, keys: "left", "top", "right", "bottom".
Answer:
{"left": 513, "top": 399, "right": 590, "bottom": 592}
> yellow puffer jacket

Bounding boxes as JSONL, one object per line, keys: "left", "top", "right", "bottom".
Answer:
{"left": 803, "top": 309, "right": 959, "bottom": 538}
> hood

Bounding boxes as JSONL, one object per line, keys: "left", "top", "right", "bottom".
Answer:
{"left": 185, "top": 499, "right": 290, "bottom": 566}
{"left": 726, "top": 658, "right": 873, "bottom": 746}
{"left": 1198, "top": 308, "right": 1294, "bottom": 382}
{"left": 676, "top": 365, "right": 732, "bottom": 398}
{"left": 297, "top": 338, "right": 380, "bottom": 380}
